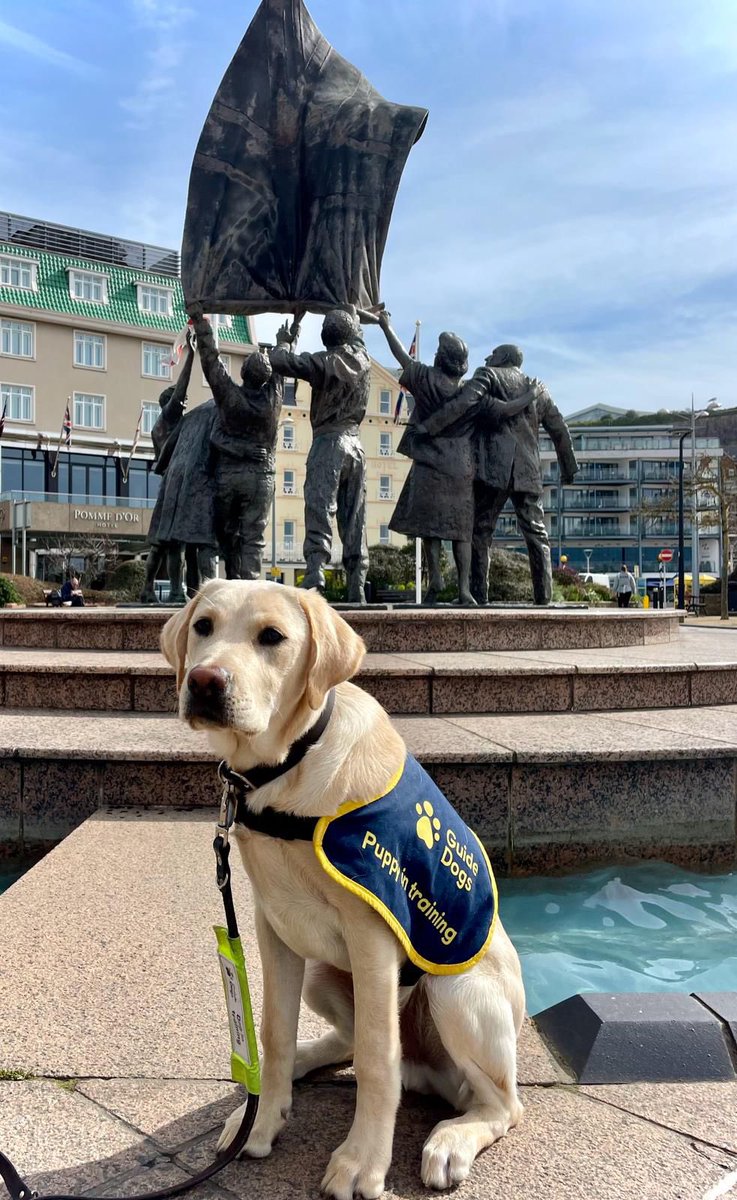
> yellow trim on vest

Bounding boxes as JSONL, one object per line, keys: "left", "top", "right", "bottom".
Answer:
{"left": 314, "top": 764, "right": 499, "bottom": 976}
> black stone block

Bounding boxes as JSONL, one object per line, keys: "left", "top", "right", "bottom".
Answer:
{"left": 534, "top": 992, "right": 736, "bottom": 1084}
{"left": 694, "top": 992, "right": 737, "bottom": 1044}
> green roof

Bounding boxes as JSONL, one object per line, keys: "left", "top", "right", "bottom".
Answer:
{"left": 0, "top": 242, "right": 254, "bottom": 346}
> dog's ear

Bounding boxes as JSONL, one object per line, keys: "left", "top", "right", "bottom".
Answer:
{"left": 160, "top": 601, "right": 195, "bottom": 691}
{"left": 298, "top": 589, "right": 366, "bottom": 710}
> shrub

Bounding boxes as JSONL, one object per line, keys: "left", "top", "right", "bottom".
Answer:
{"left": 487, "top": 549, "right": 534, "bottom": 602}
{"left": 367, "top": 544, "right": 417, "bottom": 590}
{"left": 1, "top": 574, "right": 45, "bottom": 604}
{"left": 0, "top": 576, "right": 22, "bottom": 606}
{"left": 108, "top": 559, "right": 147, "bottom": 600}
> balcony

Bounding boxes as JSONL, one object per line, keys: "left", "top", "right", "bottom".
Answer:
{"left": 378, "top": 489, "right": 392, "bottom": 501}
{"left": 281, "top": 438, "right": 296, "bottom": 451}
{"left": 269, "top": 541, "right": 344, "bottom": 566}
{"left": 563, "top": 498, "right": 631, "bottom": 511}
{"left": 282, "top": 484, "right": 299, "bottom": 496}
{"left": 562, "top": 520, "right": 629, "bottom": 538}
{"left": 641, "top": 471, "right": 678, "bottom": 483}
{"left": 379, "top": 447, "right": 392, "bottom": 457}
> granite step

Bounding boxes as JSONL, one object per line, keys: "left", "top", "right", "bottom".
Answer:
{"left": 0, "top": 605, "right": 679, "bottom": 653}
{"left": 0, "top": 630, "right": 735, "bottom": 715}
{"left": 1, "top": 705, "right": 736, "bottom": 873}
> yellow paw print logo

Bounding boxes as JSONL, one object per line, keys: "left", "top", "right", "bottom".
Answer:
{"left": 415, "top": 801, "right": 441, "bottom": 850}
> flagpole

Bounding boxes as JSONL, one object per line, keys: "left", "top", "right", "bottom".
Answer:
{"left": 122, "top": 403, "right": 144, "bottom": 484}
{"left": 51, "top": 397, "right": 71, "bottom": 481}
{"left": 413, "top": 320, "right": 423, "bottom": 605}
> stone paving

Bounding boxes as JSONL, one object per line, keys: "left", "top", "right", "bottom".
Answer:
{"left": 2, "top": 812, "right": 737, "bottom": 1200}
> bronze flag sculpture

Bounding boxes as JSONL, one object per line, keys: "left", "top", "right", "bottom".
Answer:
{"left": 181, "top": 0, "right": 428, "bottom": 316}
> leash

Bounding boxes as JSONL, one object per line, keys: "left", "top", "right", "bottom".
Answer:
{"left": 0, "top": 784, "right": 260, "bottom": 1200}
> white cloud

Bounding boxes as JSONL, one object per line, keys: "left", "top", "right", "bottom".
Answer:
{"left": 0, "top": 17, "right": 95, "bottom": 75}
{"left": 120, "top": 0, "right": 196, "bottom": 129}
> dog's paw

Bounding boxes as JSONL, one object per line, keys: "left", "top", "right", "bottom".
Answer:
{"left": 321, "top": 1140, "right": 387, "bottom": 1200}
{"left": 217, "top": 1100, "right": 289, "bottom": 1160}
{"left": 421, "top": 1122, "right": 476, "bottom": 1190}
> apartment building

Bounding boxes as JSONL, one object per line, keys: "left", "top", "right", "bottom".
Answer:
{"left": 0, "top": 212, "right": 409, "bottom": 583}
{"left": 494, "top": 413, "right": 723, "bottom": 576}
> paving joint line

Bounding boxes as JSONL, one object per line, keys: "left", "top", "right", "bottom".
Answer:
{"left": 572, "top": 1087, "right": 737, "bottom": 1159}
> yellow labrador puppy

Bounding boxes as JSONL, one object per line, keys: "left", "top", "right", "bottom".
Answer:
{"left": 161, "top": 579, "right": 525, "bottom": 1198}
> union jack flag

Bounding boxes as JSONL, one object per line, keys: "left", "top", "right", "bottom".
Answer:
{"left": 51, "top": 400, "right": 72, "bottom": 478}
{"left": 61, "top": 402, "right": 72, "bottom": 447}
{"left": 393, "top": 327, "right": 417, "bottom": 424}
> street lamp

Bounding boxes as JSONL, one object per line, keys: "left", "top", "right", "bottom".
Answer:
{"left": 671, "top": 428, "right": 691, "bottom": 610}
{"left": 690, "top": 396, "right": 720, "bottom": 604}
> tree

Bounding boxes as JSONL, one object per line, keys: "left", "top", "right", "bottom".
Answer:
{"left": 638, "top": 452, "right": 737, "bottom": 618}
{"left": 34, "top": 533, "right": 120, "bottom": 584}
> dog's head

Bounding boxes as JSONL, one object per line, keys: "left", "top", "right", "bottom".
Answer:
{"left": 160, "top": 580, "right": 365, "bottom": 752}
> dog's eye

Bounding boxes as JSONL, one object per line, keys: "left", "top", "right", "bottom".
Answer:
{"left": 193, "top": 617, "right": 213, "bottom": 637}
{"left": 258, "top": 626, "right": 286, "bottom": 647}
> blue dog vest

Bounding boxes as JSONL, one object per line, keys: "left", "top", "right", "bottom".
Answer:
{"left": 314, "top": 754, "right": 497, "bottom": 975}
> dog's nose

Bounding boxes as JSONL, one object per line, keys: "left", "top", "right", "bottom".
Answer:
{"left": 187, "top": 665, "right": 230, "bottom": 699}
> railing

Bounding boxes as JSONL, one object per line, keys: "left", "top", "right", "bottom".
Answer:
{"left": 0, "top": 489, "right": 156, "bottom": 510}
{"left": 282, "top": 484, "right": 298, "bottom": 496}
{"left": 281, "top": 438, "right": 296, "bottom": 451}
{"left": 563, "top": 498, "right": 630, "bottom": 511}
{"left": 0, "top": 210, "right": 179, "bottom": 277}
{"left": 269, "top": 541, "right": 344, "bottom": 566}
{"left": 379, "top": 447, "right": 392, "bottom": 457}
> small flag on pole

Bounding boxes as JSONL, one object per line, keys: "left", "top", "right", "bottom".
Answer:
{"left": 51, "top": 400, "right": 72, "bottom": 478}
{"left": 0, "top": 398, "right": 7, "bottom": 440}
{"left": 394, "top": 324, "right": 418, "bottom": 424}
{"left": 121, "top": 405, "right": 144, "bottom": 483}
{"left": 169, "top": 321, "right": 193, "bottom": 367}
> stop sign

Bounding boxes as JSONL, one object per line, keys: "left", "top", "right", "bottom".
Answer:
{"left": 658, "top": 549, "right": 674, "bottom": 563}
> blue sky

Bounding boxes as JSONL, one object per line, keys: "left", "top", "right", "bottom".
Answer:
{"left": 1, "top": 0, "right": 736, "bottom": 414}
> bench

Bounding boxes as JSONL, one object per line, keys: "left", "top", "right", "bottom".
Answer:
{"left": 685, "top": 598, "right": 706, "bottom": 616}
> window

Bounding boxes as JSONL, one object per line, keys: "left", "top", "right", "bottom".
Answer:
{"left": 0, "top": 447, "right": 44, "bottom": 495}
{"left": 73, "top": 392, "right": 105, "bottom": 430}
{"left": 1, "top": 319, "right": 34, "bottom": 358}
{"left": 141, "top": 401, "right": 159, "bottom": 435}
{"left": 0, "top": 255, "right": 37, "bottom": 291}
{"left": 379, "top": 524, "right": 390, "bottom": 545}
{"left": 0, "top": 383, "right": 33, "bottom": 422}
{"left": 379, "top": 389, "right": 392, "bottom": 416}
{"left": 282, "top": 424, "right": 295, "bottom": 450}
{"left": 283, "top": 520, "right": 295, "bottom": 550}
{"left": 283, "top": 381, "right": 297, "bottom": 406}
{"left": 283, "top": 469, "right": 295, "bottom": 495}
{"left": 379, "top": 474, "right": 391, "bottom": 500}
{"left": 142, "top": 342, "right": 172, "bottom": 379}
{"left": 137, "top": 284, "right": 173, "bottom": 315}
{"left": 69, "top": 269, "right": 108, "bottom": 303}
{"left": 212, "top": 313, "right": 233, "bottom": 330}
{"left": 379, "top": 432, "right": 392, "bottom": 456}
{"left": 74, "top": 331, "right": 106, "bottom": 370}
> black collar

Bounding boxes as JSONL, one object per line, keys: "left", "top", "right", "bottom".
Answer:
{"left": 218, "top": 689, "right": 335, "bottom": 841}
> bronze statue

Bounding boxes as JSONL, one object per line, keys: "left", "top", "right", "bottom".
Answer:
{"left": 379, "top": 314, "right": 539, "bottom": 604}
{"left": 423, "top": 345, "right": 577, "bottom": 605}
{"left": 181, "top": 0, "right": 427, "bottom": 319}
{"left": 189, "top": 308, "right": 283, "bottom": 579}
{"left": 269, "top": 310, "right": 371, "bottom": 601}
{"left": 139, "top": 340, "right": 217, "bottom": 604}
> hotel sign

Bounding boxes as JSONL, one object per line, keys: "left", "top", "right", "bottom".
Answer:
{"left": 0, "top": 501, "right": 151, "bottom": 537}
{"left": 72, "top": 507, "right": 143, "bottom": 530}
